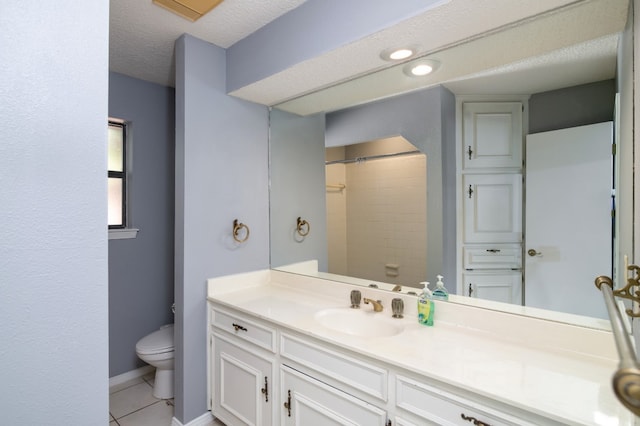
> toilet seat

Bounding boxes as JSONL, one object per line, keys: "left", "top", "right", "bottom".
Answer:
{"left": 136, "top": 324, "right": 174, "bottom": 356}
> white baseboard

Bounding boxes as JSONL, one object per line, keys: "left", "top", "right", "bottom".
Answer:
{"left": 171, "top": 411, "right": 215, "bottom": 426}
{"left": 109, "top": 365, "right": 154, "bottom": 390}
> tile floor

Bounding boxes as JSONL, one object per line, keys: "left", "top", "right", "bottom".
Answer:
{"left": 109, "top": 373, "right": 223, "bottom": 425}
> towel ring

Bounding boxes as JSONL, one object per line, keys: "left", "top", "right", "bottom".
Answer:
{"left": 233, "top": 219, "right": 250, "bottom": 243}
{"left": 296, "top": 217, "right": 310, "bottom": 237}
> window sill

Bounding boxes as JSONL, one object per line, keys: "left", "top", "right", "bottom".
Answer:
{"left": 109, "top": 228, "right": 139, "bottom": 240}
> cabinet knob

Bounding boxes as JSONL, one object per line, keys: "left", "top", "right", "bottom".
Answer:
{"left": 527, "top": 248, "right": 542, "bottom": 257}
{"left": 461, "top": 413, "right": 491, "bottom": 426}
{"left": 284, "top": 390, "right": 292, "bottom": 417}
{"left": 232, "top": 323, "right": 248, "bottom": 332}
{"left": 261, "top": 376, "right": 269, "bottom": 402}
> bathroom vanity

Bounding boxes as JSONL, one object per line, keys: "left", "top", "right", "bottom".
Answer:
{"left": 207, "top": 269, "right": 634, "bottom": 425}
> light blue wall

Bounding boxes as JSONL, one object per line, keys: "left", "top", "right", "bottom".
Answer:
{"left": 270, "top": 110, "right": 328, "bottom": 270}
{"left": 0, "top": 1, "right": 109, "bottom": 424}
{"left": 174, "top": 34, "right": 270, "bottom": 424}
{"left": 108, "top": 72, "right": 176, "bottom": 377}
{"left": 325, "top": 86, "right": 456, "bottom": 286}
{"left": 227, "top": 0, "right": 446, "bottom": 93}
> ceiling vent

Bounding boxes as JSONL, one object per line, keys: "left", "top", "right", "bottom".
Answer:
{"left": 152, "top": 0, "right": 224, "bottom": 21}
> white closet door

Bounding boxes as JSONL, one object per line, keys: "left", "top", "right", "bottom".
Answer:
{"left": 525, "top": 122, "right": 612, "bottom": 319}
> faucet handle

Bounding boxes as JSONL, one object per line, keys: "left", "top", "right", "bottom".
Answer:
{"left": 391, "top": 298, "right": 404, "bottom": 318}
{"left": 350, "top": 290, "right": 361, "bottom": 308}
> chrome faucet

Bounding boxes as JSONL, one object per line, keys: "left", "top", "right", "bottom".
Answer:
{"left": 363, "top": 298, "right": 383, "bottom": 312}
{"left": 350, "top": 290, "right": 361, "bottom": 308}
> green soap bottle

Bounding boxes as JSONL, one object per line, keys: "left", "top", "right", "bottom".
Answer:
{"left": 417, "top": 281, "right": 434, "bottom": 326}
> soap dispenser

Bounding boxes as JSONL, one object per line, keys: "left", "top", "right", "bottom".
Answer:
{"left": 417, "top": 281, "right": 434, "bottom": 326}
{"left": 432, "top": 275, "right": 449, "bottom": 301}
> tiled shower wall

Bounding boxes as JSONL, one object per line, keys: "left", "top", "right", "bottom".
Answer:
{"left": 326, "top": 154, "right": 427, "bottom": 288}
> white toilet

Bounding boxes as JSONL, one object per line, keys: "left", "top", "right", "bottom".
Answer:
{"left": 135, "top": 324, "right": 174, "bottom": 399}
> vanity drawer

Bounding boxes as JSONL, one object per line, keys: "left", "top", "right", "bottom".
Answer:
{"left": 210, "top": 307, "right": 276, "bottom": 353}
{"left": 463, "top": 245, "right": 521, "bottom": 269}
{"left": 280, "top": 333, "right": 388, "bottom": 401}
{"left": 396, "top": 376, "right": 539, "bottom": 426}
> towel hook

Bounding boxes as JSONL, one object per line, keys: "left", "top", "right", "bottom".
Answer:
{"left": 296, "top": 217, "right": 310, "bottom": 237}
{"left": 232, "top": 219, "right": 250, "bottom": 243}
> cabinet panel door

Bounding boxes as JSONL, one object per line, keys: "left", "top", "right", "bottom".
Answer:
{"left": 462, "top": 102, "right": 522, "bottom": 169}
{"left": 463, "top": 174, "right": 522, "bottom": 243}
{"left": 463, "top": 271, "right": 522, "bottom": 305}
{"left": 281, "top": 365, "right": 387, "bottom": 426}
{"left": 212, "top": 335, "right": 274, "bottom": 426}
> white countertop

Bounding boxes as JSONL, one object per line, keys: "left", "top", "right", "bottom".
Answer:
{"left": 208, "top": 269, "right": 635, "bottom": 426}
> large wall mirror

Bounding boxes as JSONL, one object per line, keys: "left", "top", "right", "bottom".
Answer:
{"left": 269, "top": 0, "right": 634, "bottom": 329}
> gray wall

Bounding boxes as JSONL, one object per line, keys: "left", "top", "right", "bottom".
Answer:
{"left": 108, "top": 72, "right": 176, "bottom": 377}
{"left": 325, "top": 85, "right": 456, "bottom": 287}
{"left": 270, "top": 110, "right": 328, "bottom": 270}
{"left": 529, "top": 79, "right": 615, "bottom": 134}
{"left": 0, "top": 1, "right": 109, "bottom": 424}
{"left": 174, "top": 34, "right": 270, "bottom": 424}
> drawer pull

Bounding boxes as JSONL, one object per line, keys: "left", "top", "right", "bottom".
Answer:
{"left": 232, "top": 323, "right": 247, "bottom": 332}
{"left": 261, "top": 376, "right": 269, "bottom": 402}
{"left": 284, "top": 390, "right": 292, "bottom": 417}
{"left": 468, "top": 283, "right": 473, "bottom": 297}
{"left": 485, "top": 249, "right": 501, "bottom": 253}
{"left": 461, "top": 413, "right": 491, "bottom": 426}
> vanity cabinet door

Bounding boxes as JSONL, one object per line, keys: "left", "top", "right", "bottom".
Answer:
{"left": 463, "top": 271, "right": 522, "bottom": 305}
{"left": 212, "top": 334, "right": 275, "bottom": 426}
{"left": 463, "top": 174, "right": 522, "bottom": 244}
{"left": 462, "top": 102, "right": 523, "bottom": 170}
{"left": 281, "top": 365, "right": 387, "bottom": 426}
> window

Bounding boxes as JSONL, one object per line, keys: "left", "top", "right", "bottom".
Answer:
{"left": 108, "top": 119, "right": 137, "bottom": 239}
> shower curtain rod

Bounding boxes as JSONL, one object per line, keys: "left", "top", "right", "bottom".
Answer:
{"left": 325, "top": 150, "right": 421, "bottom": 165}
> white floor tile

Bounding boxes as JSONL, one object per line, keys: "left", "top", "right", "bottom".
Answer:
{"left": 117, "top": 400, "right": 174, "bottom": 426}
{"left": 110, "top": 381, "right": 159, "bottom": 419}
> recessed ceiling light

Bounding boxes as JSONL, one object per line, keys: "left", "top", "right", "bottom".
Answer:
{"left": 403, "top": 59, "right": 441, "bottom": 77}
{"left": 380, "top": 46, "right": 420, "bottom": 62}
{"left": 389, "top": 49, "right": 414, "bottom": 60}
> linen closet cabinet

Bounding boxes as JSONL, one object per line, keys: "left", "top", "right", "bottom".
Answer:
{"left": 458, "top": 100, "right": 524, "bottom": 304}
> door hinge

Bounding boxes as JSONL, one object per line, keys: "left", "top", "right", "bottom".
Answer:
{"left": 612, "top": 143, "right": 617, "bottom": 155}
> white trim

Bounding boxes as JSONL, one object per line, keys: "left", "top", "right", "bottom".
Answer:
{"left": 109, "top": 365, "right": 154, "bottom": 390}
{"left": 109, "top": 228, "right": 139, "bottom": 240}
{"left": 171, "top": 411, "right": 216, "bottom": 426}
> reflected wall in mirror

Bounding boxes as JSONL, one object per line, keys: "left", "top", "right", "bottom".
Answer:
{"left": 269, "top": 0, "right": 634, "bottom": 329}
{"left": 326, "top": 137, "right": 427, "bottom": 288}
{"left": 270, "top": 85, "right": 457, "bottom": 288}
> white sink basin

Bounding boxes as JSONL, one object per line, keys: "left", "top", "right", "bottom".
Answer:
{"left": 314, "top": 308, "right": 404, "bottom": 337}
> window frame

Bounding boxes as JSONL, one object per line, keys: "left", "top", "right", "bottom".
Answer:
{"left": 108, "top": 118, "right": 138, "bottom": 239}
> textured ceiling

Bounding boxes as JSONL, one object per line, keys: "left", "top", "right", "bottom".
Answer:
{"left": 109, "top": 0, "right": 306, "bottom": 87}
{"left": 110, "top": 0, "right": 628, "bottom": 114}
